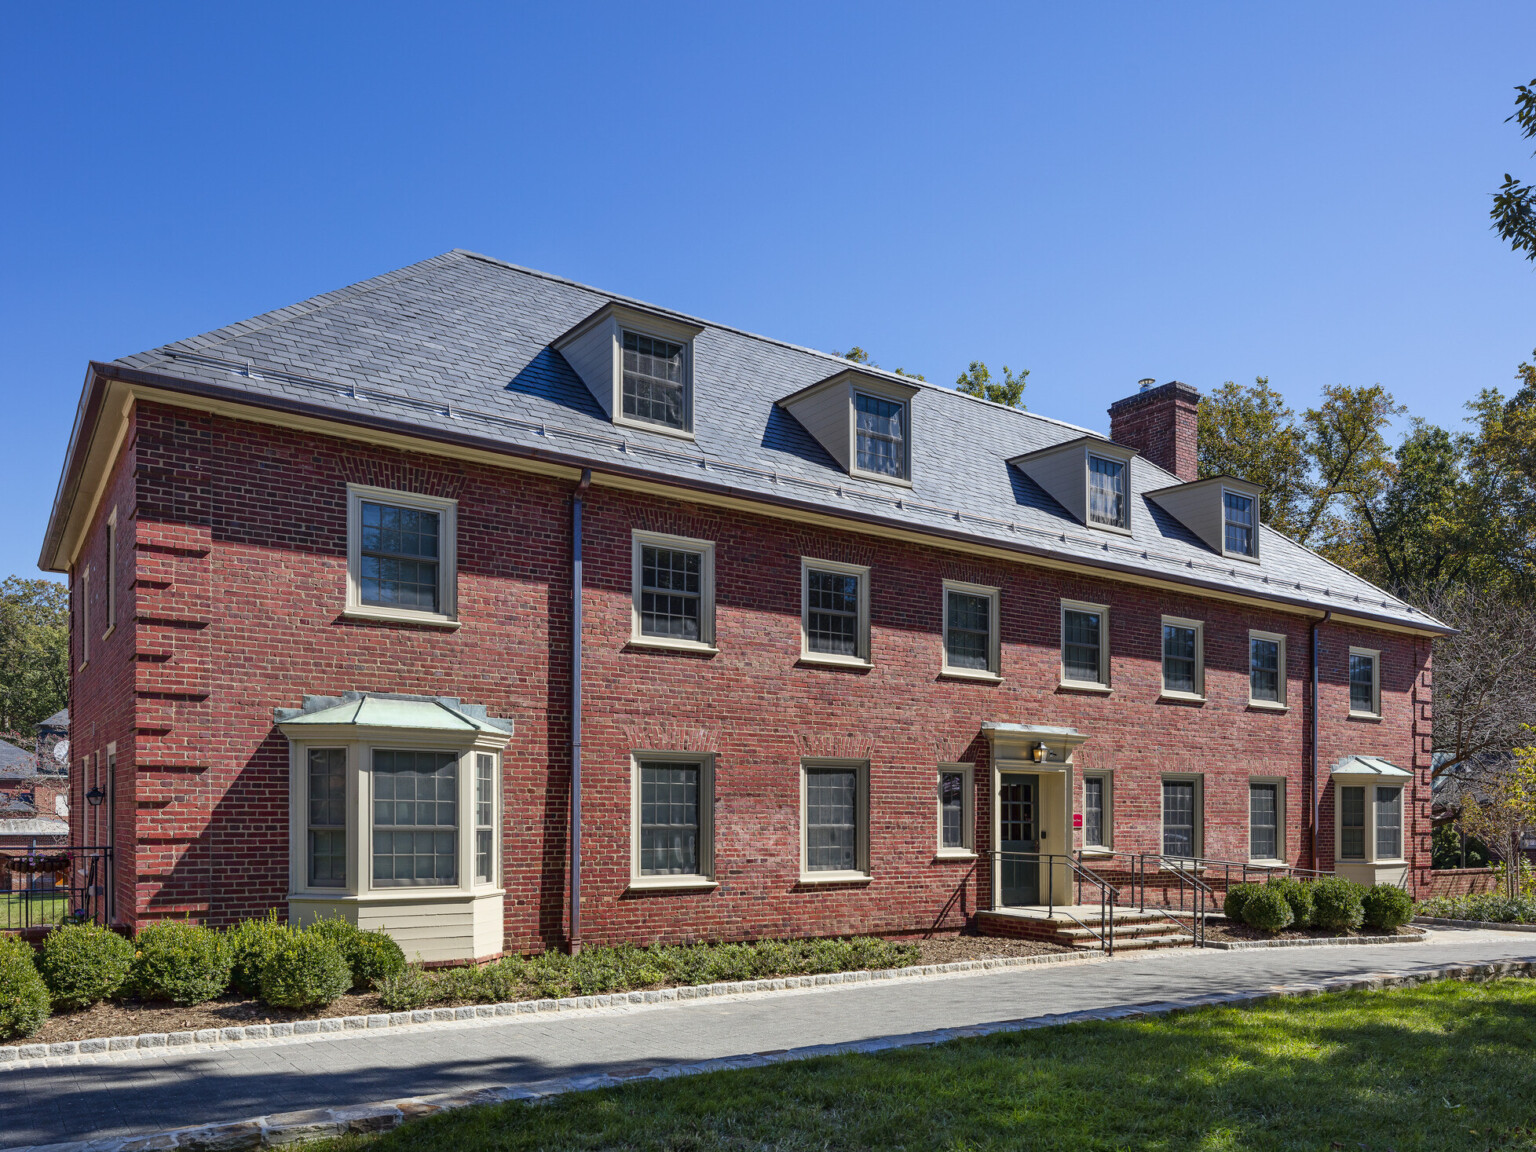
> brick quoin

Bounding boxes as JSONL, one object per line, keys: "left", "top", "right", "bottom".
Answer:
{"left": 67, "top": 399, "right": 1431, "bottom": 954}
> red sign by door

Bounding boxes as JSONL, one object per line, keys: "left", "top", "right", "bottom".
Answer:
{"left": 1072, "top": 813, "right": 1084, "bottom": 829}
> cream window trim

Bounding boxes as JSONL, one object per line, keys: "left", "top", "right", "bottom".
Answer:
{"left": 1248, "top": 776, "right": 1286, "bottom": 865}
{"left": 1247, "top": 630, "right": 1288, "bottom": 708}
{"left": 1160, "top": 773, "right": 1204, "bottom": 861}
{"left": 286, "top": 732, "right": 505, "bottom": 902}
{"left": 102, "top": 507, "right": 118, "bottom": 640}
{"left": 344, "top": 484, "right": 459, "bottom": 628}
{"left": 799, "top": 757, "right": 871, "bottom": 883}
{"left": 629, "top": 530, "right": 717, "bottom": 652}
{"left": 78, "top": 566, "right": 90, "bottom": 669}
{"left": 1084, "top": 453, "right": 1133, "bottom": 536}
{"left": 941, "top": 579, "right": 1001, "bottom": 679}
{"left": 848, "top": 389, "right": 914, "bottom": 488}
{"left": 800, "top": 558, "right": 872, "bottom": 665}
{"left": 935, "top": 763, "right": 976, "bottom": 859}
{"left": 614, "top": 325, "right": 696, "bottom": 440}
{"left": 1332, "top": 775, "right": 1406, "bottom": 865}
{"left": 627, "top": 751, "right": 717, "bottom": 891}
{"left": 1081, "top": 771, "right": 1113, "bottom": 850}
{"left": 1059, "top": 598, "right": 1110, "bottom": 690}
{"left": 1159, "top": 615, "right": 1204, "bottom": 701}
{"left": 1348, "top": 646, "right": 1382, "bottom": 718}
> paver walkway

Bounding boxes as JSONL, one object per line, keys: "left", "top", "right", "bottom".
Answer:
{"left": 4, "top": 928, "right": 1534, "bottom": 1148}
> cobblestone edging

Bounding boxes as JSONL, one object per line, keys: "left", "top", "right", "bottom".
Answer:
{"left": 1414, "top": 916, "right": 1536, "bottom": 933}
{"left": 1205, "top": 929, "right": 1426, "bottom": 951}
{"left": 8, "top": 956, "right": 1534, "bottom": 1152}
{"left": 0, "top": 950, "right": 1102, "bottom": 1070}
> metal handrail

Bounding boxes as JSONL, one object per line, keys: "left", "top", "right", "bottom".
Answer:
{"left": 0, "top": 845, "right": 114, "bottom": 933}
{"left": 992, "top": 850, "right": 1120, "bottom": 955}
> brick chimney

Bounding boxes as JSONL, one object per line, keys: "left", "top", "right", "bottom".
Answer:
{"left": 1108, "top": 380, "right": 1200, "bottom": 483}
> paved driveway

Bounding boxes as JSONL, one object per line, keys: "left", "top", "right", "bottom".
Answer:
{"left": 4, "top": 928, "right": 1534, "bottom": 1148}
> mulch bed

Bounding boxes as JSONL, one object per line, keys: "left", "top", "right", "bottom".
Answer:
{"left": 5, "top": 935, "right": 1069, "bottom": 1047}
{"left": 1204, "top": 922, "right": 1425, "bottom": 944}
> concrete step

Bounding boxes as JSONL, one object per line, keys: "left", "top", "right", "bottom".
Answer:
{"left": 1058, "top": 920, "right": 1185, "bottom": 939}
{"left": 1103, "top": 933, "right": 1196, "bottom": 950}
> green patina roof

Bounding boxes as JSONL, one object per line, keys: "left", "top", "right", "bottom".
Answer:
{"left": 1330, "top": 755, "right": 1412, "bottom": 779}
{"left": 275, "top": 692, "right": 512, "bottom": 734}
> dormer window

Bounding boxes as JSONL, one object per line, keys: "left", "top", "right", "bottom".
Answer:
{"left": 777, "top": 369, "right": 919, "bottom": 487}
{"left": 1223, "top": 491, "right": 1256, "bottom": 557}
{"left": 622, "top": 331, "right": 688, "bottom": 431}
{"left": 854, "top": 392, "right": 908, "bottom": 479}
{"left": 553, "top": 301, "right": 703, "bottom": 440}
{"left": 1087, "top": 455, "right": 1126, "bottom": 528}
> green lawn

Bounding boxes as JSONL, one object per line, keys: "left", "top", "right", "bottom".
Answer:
{"left": 0, "top": 892, "right": 67, "bottom": 928}
{"left": 318, "top": 978, "right": 1536, "bottom": 1152}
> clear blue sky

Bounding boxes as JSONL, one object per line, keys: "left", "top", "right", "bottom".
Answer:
{"left": 4, "top": 2, "right": 1534, "bottom": 582}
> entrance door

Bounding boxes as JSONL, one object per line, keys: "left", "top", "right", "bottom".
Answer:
{"left": 999, "top": 773, "right": 1040, "bottom": 905}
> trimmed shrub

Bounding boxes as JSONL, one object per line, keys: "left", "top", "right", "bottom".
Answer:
{"left": 376, "top": 966, "right": 433, "bottom": 1011}
{"left": 0, "top": 937, "right": 50, "bottom": 1040}
{"left": 1266, "top": 876, "right": 1314, "bottom": 929}
{"left": 39, "top": 923, "right": 134, "bottom": 1010}
{"left": 129, "top": 922, "right": 232, "bottom": 1005}
{"left": 227, "top": 913, "right": 293, "bottom": 997}
{"left": 1362, "top": 884, "right": 1415, "bottom": 931}
{"left": 1311, "top": 877, "right": 1366, "bottom": 932}
{"left": 1240, "top": 885, "right": 1295, "bottom": 934}
{"left": 345, "top": 930, "right": 406, "bottom": 991}
{"left": 1223, "top": 883, "right": 1258, "bottom": 923}
{"left": 1415, "top": 893, "right": 1536, "bottom": 924}
{"left": 258, "top": 933, "right": 352, "bottom": 1009}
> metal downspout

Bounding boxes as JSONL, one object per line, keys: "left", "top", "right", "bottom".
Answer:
{"left": 1310, "top": 611, "right": 1331, "bottom": 870}
{"left": 570, "top": 468, "right": 592, "bottom": 954}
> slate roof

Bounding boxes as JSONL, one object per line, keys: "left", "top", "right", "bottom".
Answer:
{"left": 38, "top": 709, "right": 68, "bottom": 731}
{"left": 0, "top": 741, "right": 35, "bottom": 777}
{"left": 77, "top": 250, "right": 1442, "bottom": 632}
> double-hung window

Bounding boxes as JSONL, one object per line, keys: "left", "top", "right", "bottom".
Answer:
{"left": 1249, "top": 781, "right": 1280, "bottom": 861}
{"left": 630, "top": 754, "right": 715, "bottom": 887}
{"left": 1162, "top": 778, "right": 1199, "bottom": 859}
{"left": 1348, "top": 648, "right": 1380, "bottom": 716}
{"left": 372, "top": 750, "right": 458, "bottom": 887}
{"left": 1339, "top": 786, "right": 1366, "bottom": 860}
{"left": 475, "top": 753, "right": 496, "bottom": 884}
{"left": 801, "top": 760, "right": 869, "bottom": 880}
{"left": 801, "top": 559, "right": 870, "bottom": 665}
{"left": 854, "top": 392, "right": 908, "bottom": 480}
{"left": 1161, "top": 617, "right": 1202, "bottom": 698}
{"left": 346, "top": 485, "right": 458, "bottom": 626}
{"left": 1375, "top": 787, "right": 1403, "bottom": 859}
{"left": 1249, "top": 631, "right": 1286, "bottom": 706}
{"left": 631, "top": 531, "right": 716, "bottom": 650}
{"left": 104, "top": 507, "right": 117, "bottom": 637}
{"left": 622, "top": 331, "right": 689, "bottom": 431}
{"left": 1061, "top": 601, "right": 1108, "bottom": 688}
{"left": 1087, "top": 455, "right": 1127, "bottom": 529}
{"left": 937, "top": 765, "right": 975, "bottom": 856}
{"left": 942, "top": 581, "right": 999, "bottom": 677}
{"left": 1223, "top": 491, "right": 1257, "bottom": 558}
{"left": 308, "top": 748, "right": 347, "bottom": 887}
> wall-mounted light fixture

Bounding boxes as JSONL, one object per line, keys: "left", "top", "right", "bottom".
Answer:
{"left": 85, "top": 786, "right": 105, "bottom": 807}
{"left": 1032, "top": 742, "right": 1048, "bottom": 763}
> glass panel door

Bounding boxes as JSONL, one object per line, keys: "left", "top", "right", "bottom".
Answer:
{"left": 999, "top": 774, "right": 1040, "bottom": 905}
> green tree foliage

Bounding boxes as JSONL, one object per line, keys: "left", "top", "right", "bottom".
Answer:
{"left": 0, "top": 577, "right": 69, "bottom": 737}
{"left": 832, "top": 346, "right": 925, "bottom": 381}
{"left": 1463, "top": 355, "right": 1536, "bottom": 588}
{"left": 1196, "top": 377, "right": 1308, "bottom": 534}
{"left": 1492, "top": 78, "right": 1536, "bottom": 262}
{"left": 955, "top": 361, "right": 1028, "bottom": 409}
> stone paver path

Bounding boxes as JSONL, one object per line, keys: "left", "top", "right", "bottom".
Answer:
{"left": 4, "top": 928, "right": 1534, "bottom": 1148}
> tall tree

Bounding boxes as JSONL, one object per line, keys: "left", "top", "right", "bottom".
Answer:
{"left": 1492, "top": 78, "right": 1536, "bottom": 262}
{"left": 1196, "top": 377, "right": 1309, "bottom": 535}
{"left": 955, "top": 361, "right": 1028, "bottom": 409}
{"left": 0, "top": 577, "right": 69, "bottom": 737}
{"left": 1462, "top": 354, "right": 1536, "bottom": 590}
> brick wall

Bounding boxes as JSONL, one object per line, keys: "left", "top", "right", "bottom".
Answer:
{"left": 70, "top": 399, "right": 1431, "bottom": 950}
{"left": 1426, "top": 868, "right": 1502, "bottom": 899}
{"left": 1108, "top": 382, "right": 1200, "bottom": 482}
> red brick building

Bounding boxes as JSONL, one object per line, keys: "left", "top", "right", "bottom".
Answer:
{"left": 39, "top": 252, "right": 1445, "bottom": 961}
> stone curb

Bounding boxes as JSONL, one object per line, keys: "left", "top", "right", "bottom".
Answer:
{"left": 8, "top": 955, "right": 1534, "bottom": 1152}
{"left": 1414, "top": 916, "right": 1536, "bottom": 933}
{"left": 1204, "top": 930, "right": 1425, "bottom": 951}
{"left": 0, "top": 950, "right": 1103, "bottom": 1070}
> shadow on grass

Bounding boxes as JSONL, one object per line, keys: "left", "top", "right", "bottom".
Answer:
{"left": 323, "top": 980, "right": 1536, "bottom": 1152}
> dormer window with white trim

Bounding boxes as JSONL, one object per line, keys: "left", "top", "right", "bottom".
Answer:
{"left": 1223, "top": 490, "right": 1256, "bottom": 558}
{"left": 777, "top": 369, "right": 919, "bottom": 487}
{"left": 854, "top": 392, "right": 908, "bottom": 480}
{"left": 1087, "top": 455, "right": 1127, "bottom": 529}
{"left": 553, "top": 301, "right": 703, "bottom": 440}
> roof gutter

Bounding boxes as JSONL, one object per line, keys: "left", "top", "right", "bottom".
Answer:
{"left": 40, "top": 362, "right": 1455, "bottom": 637}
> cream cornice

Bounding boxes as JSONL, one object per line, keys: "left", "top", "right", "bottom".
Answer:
{"left": 46, "top": 376, "right": 1445, "bottom": 638}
